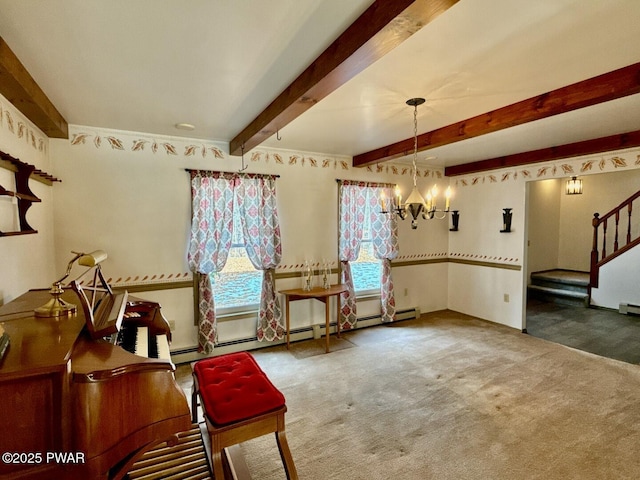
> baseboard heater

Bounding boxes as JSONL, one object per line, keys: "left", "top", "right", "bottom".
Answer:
{"left": 356, "top": 307, "right": 421, "bottom": 328}
{"left": 171, "top": 307, "right": 421, "bottom": 364}
{"left": 619, "top": 303, "right": 640, "bottom": 316}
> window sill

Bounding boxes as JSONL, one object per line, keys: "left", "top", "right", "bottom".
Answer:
{"left": 214, "top": 293, "right": 379, "bottom": 322}
{"left": 355, "top": 291, "right": 380, "bottom": 301}
{"left": 216, "top": 308, "right": 259, "bottom": 322}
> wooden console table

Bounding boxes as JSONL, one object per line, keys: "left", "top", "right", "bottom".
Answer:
{"left": 279, "top": 284, "right": 348, "bottom": 353}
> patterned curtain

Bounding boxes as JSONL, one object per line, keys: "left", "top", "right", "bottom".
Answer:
{"left": 370, "top": 185, "right": 399, "bottom": 322}
{"left": 338, "top": 181, "right": 368, "bottom": 330}
{"left": 187, "top": 171, "right": 236, "bottom": 354}
{"left": 236, "top": 174, "right": 285, "bottom": 342}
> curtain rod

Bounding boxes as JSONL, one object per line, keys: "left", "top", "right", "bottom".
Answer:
{"left": 335, "top": 178, "right": 396, "bottom": 188}
{"left": 185, "top": 168, "right": 279, "bottom": 178}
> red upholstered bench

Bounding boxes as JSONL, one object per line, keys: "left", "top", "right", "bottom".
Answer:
{"left": 191, "top": 352, "right": 298, "bottom": 480}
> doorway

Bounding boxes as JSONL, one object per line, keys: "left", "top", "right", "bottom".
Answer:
{"left": 524, "top": 171, "right": 640, "bottom": 364}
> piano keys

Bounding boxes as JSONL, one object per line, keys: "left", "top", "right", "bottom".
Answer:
{"left": 117, "top": 324, "right": 171, "bottom": 361}
{"left": 72, "top": 268, "right": 174, "bottom": 361}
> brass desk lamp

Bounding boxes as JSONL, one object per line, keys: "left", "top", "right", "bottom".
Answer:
{"left": 34, "top": 250, "right": 107, "bottom": 317}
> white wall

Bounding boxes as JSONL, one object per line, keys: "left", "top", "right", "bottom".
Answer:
{"left": 447, "top": 172, "right": 526, "bottom": 329}
{"left": 591, "top": 245, "right": 640, "bottom": 309}
{"left": 50, "top": 125, "right": 451, "bottom": 350}
{"left": 527, "top": 179, "right": 561, "bottom": 279}
{"left": 0, "top": 94, "right": 55, "bottom": 305}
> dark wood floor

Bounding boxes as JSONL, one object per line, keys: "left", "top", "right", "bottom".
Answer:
{"left": 526, "top": 298, "right": 640, "bottom": 364}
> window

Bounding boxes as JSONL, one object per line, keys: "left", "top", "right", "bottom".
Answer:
{"left": 211, "top": 205, "right": 262, "bottom": 312}
{"left": 350, "top": 201, "right": 381, "bottom": 294}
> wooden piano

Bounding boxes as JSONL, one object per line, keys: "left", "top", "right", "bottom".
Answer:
{"left": 0, "top": 273, "right": 192, "bottom": 479}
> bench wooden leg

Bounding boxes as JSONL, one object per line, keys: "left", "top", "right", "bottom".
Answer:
{"left": 211, "top": 447, "right": 225, "bottom": 480}
{"left": 192, "top": 354, "right": 298, "bottom": 479}
{"left": 275, "top": 429, "right": 298, "bottom": 480}
{"left": 191, "top": 389, "right": 198, "bottom": 424}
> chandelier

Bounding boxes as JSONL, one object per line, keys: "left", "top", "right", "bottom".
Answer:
{"left": 381, "top": 98, "right": 452, "bottom": 229}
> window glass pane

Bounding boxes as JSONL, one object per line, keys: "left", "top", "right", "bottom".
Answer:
{"left": 212, "top": 247, "right": 262, "bottom": 310}
{"left": 352, "top": 240, "right": 381, "bottom": 292}
{"left": 211, "top": 206, "right": 262, "bottom": 310}
{"left": 351, "top": 198, "right": 381, "bottom": 293}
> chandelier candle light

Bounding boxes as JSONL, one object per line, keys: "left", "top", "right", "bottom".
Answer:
{"left": 381, "top": 98, "right": 453, "bottom": 229}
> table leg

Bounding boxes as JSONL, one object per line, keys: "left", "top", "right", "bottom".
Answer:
{"left": 285, "top": 296, "right": 291, "bottom": 350}
{"left": 325, "top": 299, "right": 330, "bottom": 353}
{"left": 336, "top": 294, "right": 341, "bottom": 339}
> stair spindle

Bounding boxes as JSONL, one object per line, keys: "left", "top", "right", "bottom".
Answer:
{"left": 614, "top": 210, "right": 620, "bottom": 252}
{"left": 627, "top": 202, "right": 632, "bottom": 245}
{"left": 590, "top": 213, "right": 600, "bottom": 288}
{"left": 601, "top": 218, "right": 607, "bottom": 260}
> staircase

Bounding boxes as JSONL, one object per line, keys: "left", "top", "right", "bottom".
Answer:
{"left": 590, "top": 189, "right": 640, "bottom": 288}
{"left": 528, "top": 270, "right": 589, "bottom": 307}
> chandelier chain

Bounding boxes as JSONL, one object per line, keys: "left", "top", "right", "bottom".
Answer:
{"left": 412, "top": 104, "right": 418, "bottom": 188}
{"left": 388, "top": 97, "right": 453, "bottom": 229}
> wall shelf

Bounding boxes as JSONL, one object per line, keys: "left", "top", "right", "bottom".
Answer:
{"left": 0, "top": 149, "right": 60, "bottom": 236}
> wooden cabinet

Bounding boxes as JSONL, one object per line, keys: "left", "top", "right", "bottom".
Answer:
{"left": 0, "top": 290, "right": 85, "bottom": 479}
{"left": 0, "top": 149, "right": 60, "bottom": 236}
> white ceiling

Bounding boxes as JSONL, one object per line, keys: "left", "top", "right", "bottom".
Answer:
{"left": 1, "top": 0, "right": 639, "bottom": 169}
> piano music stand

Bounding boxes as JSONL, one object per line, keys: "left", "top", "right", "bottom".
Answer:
{"left": 71, "top": 265, "right": 129, "bottom": 340}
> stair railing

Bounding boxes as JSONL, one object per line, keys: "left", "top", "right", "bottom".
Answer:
{"left": 590, "top": 189, "right": 640, "bottom": 287}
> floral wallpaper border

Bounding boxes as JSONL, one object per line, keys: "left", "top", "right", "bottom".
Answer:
{"left": 454, "top": 150, "right": 640, "bottom": 188}
{"left": 68, "top": 125, "right": 444, "bottom": 179}
{"left": 0, "top": 96, "right": 49, "bottom": 155}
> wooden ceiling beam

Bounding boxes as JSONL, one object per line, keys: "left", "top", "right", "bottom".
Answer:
{"left": 444, "top": 129, "right": 640, "bottom": 176}
{"left": 229, "top": 0, "right": 459, "bottom": 156}
{"left": 353, "top": 61, "right": 640, "bottom": 168}
{"left": 0, "top": 36, "right": 68, "bottom": 139}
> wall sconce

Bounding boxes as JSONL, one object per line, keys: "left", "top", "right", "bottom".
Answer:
{"left": 34, "top": 250, "right": 107, "bottom": 317}
{"left": 566, "top": 176, "right": 583, "bottom": 195}
{"left": 450, "top": 210, "right": 460, "bottom": 231}
{"left": 500, "top": 208, "right": 513, "bottom": 233}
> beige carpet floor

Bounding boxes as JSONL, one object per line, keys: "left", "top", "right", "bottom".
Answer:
{"left": 287, "top": 335, "right": 356, "bottom": 360}
{"left": 234, "top": 310, "right": 640, "bottom": 479}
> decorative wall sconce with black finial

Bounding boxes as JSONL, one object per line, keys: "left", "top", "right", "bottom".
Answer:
{"left": 500, "top": 208, "right": 513, "bottom": 233}
{"left": 449, "top": 210, "right": 460, "bottom": 231}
